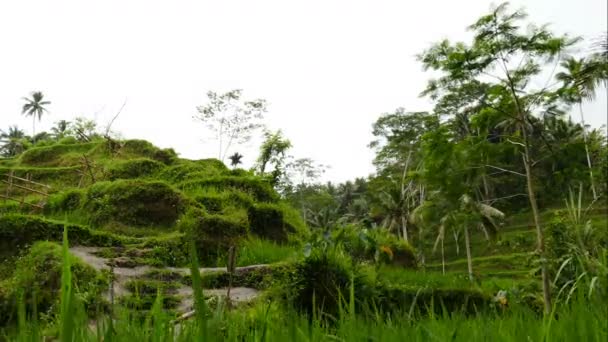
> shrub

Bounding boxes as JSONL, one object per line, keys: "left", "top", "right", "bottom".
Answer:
{"left": 105, "top": 158, "right": 164, "bottom": 180}
{"left": 281, "top": 251, "right": 374, "bottom": 317}
{"left": 1, "top": 241, "right": 108, "bottom": 325}
{"left": 83, "top": 180, "right": 185, "bottom": 227}
{"left": 335, "top": 226, "right": 417, "bottom": 268}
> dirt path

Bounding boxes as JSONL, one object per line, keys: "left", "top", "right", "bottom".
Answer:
{"left": 70, "top": 246, "right": 263, "bottom": 312}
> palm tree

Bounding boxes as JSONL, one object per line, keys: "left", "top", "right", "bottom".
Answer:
{"left": 228, "top": 152, "right": 243, "bottom": 168}
{"left": 50, "top": 120, "right": 71, "bottom": 140}
{"left": 21, "top": 91, "right": 51, "bottom": 138}
{"left": 557, "top": 57, "right": 600, "bottom": 199}
{"left": 0, "top": 126, "right": 27, "bottom": 157}
{"left": 411, "top": 194, "right": 504, "bottom": 281}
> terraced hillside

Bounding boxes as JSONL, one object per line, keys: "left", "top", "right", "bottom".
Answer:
{"left": 0, "top": 139, "right": 308, "bottom": 320}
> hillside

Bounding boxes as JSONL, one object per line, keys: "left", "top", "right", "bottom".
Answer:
{"left": 0, "top": 138, "right": 309, "bottom": 320}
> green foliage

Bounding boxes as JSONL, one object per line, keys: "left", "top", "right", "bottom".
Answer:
{"left": 248, "top": 204, "right": 294, "bottom": 243}
{"left": 0, "top": 215, "right": 126, "bottom": 259}
{"left": 18, "top": 142, "right": 99, "bottom": 166}
{"left": 105, "top": 158, "right": 164, "bottom": 180}
{"left": 180, "top": 175, "right": 279, "bottom": 202}
{"left": 46, "top": 188, "right": 86, "bottom": 212}
{"left": 120, "top": 140, "right": 177, "bottom": 165}
{"left": 83, "top": 179, "right": 185, "bottom": 228}
{"left": 334, "top": 226, "right": 417, "bottom": 267}
{"left": 1, "top": 242, "right": 108, "bottom": 326}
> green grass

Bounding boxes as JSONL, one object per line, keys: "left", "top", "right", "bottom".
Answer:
{"left": 234, "top": 237, "right": 298, "bottom": 267}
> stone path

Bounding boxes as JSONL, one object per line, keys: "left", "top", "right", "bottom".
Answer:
{"left": 70, "top": 246, "right": 262, "bottom": 313}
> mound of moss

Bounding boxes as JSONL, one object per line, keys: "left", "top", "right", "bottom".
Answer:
{"left": 105, "top": 158, "right": 164, "bottom": 180}
{"left": 0, "top": 215, "right": 127, "bottom": 259}
{"left": 0, "top": 241, "right": 109, "bottom": 326}
{"left": 18, "top": 142, "right": 100, "bottom": 167}
{"left": 119, "top": 140, "right": 177, "bottom": 165}
{"left": 83, "top": 179, "right": 185, "bottom": 228}
{"left": 248, "top": 204, "right": 297, "bottom": 243}
{"left": 180, "top": 176, "right": 278, "bottom": 202}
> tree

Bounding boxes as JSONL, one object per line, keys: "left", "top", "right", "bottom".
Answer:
{"left": 21, "top": 91, "right": 51, "bottom": 138}
{"left": 557, "top": 57, "right": 600, "bottom": 199}
{"left": 50, "top": 120, "right": 72, "bottom": 140}
{"left": 228, "top": 152, "right": 243, "bottom": 168}
{"left": 256, "top": 130, "right": 292, "bottom": 181}
{"left": 0, "top": 126, "right": 28, "bottom": 157}
{"left": 418, "top": 3, "right": 579, "bottom": 313}
{"left": 195, "top": 89, "right": 266, "bottom": 162}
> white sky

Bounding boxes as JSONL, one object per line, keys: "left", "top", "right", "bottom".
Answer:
{"left": 1, "top": 0, "right": 606, "bottom": 183}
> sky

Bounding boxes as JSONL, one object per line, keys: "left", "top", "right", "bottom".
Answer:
{"left": 1, "top": 0, "right": 606, "bottom": 183}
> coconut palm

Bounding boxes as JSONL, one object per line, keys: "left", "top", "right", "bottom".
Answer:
{"left": 50, "top": 120, "right": 72, "bottom": 140}
{"left": 0, "top": 126, "right": 27, "bottom": 157}
{"left": 411, "top": 194, "right": 504, "bottom": 280}
{"left": 21, "top": 91, "right": 51, "bottom": 138}
{"left": 228, "top": 152, "right": 243, "bottom": 168}
{"left": 557, "top": 57, "right": 600, "bottom": 199}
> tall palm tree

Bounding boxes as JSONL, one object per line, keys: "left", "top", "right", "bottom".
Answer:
{"left": 557, "top": 57, "right": 600, "bottom": 199}
{"left": 228, "top": 152, "right": 243, "bottom": 168}
{"left": 21, "top": 91, "right": 51, "bottom": 138}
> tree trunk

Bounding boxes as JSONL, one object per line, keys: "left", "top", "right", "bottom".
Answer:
{"left": 579, "top": 103, "right": 597, "bottom": 200}
{"left": 441, "top": 237, "right": 445, "bottom": 275}
{"left": 522, "top": 148, "right": 552, "bottom": 314}
{"left": 464, "top": 225, "right": 473, "bottom": 282}
{"left": 32, "top": 116, "right": 36, "bottom": 140}
{"left": 401, "top": 216, "right": 409, "bottom": 242}
{"left": 504, "top": 63, "right": 552, "bottom": 314}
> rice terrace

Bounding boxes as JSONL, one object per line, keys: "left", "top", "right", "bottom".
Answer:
{"left": 0, "top": 1, "right": 606, "bottom": 341}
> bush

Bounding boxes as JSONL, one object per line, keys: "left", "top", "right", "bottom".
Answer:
{"left": 248, "top": 204, "right": 294, "bottom": 243}
{"left": 105, "top": 158, "right": 164, "bottom": 180}
{"left": 0, "top": 241, "right": 108, "bottom": 325}
{"left": 335, "top": 226, "right": 417, "bottom": 268}
{"left": 281, "top": 251, "right": 374, "bottom": 317}
{"left": 83, "top": 180, "right": 185, "bottom": 227}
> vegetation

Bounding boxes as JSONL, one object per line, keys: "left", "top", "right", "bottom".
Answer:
{"left": 0, "top": 3, "right": 606, "bottom": 341}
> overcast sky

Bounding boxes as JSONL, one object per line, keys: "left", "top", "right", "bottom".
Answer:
{"left": 1, "top": 0, "right": 606, "bottom": 182}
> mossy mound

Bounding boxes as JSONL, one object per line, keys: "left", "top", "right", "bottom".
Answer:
{"left": 0, "top": 241, "right": 109, "bottom": 326}
{"left": 118, "top": 140, "right": 178, "bottom": 165}
{"left": 180, "top": 176, "right": 278, "bottom": 202}
{"left": 18, "top": 142, "right": 100, "bottom": 167}
{"left": 83, "top": 180, "right": 185, "bottom": 228}
{"left": 0, "top": 215, "right": 127, "bottom": 260}
{"left": 248, "top": 204, "right": 298, "bottom": 243}
{"left": 105, "top": 158, "right": 164, "bottom": 180}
